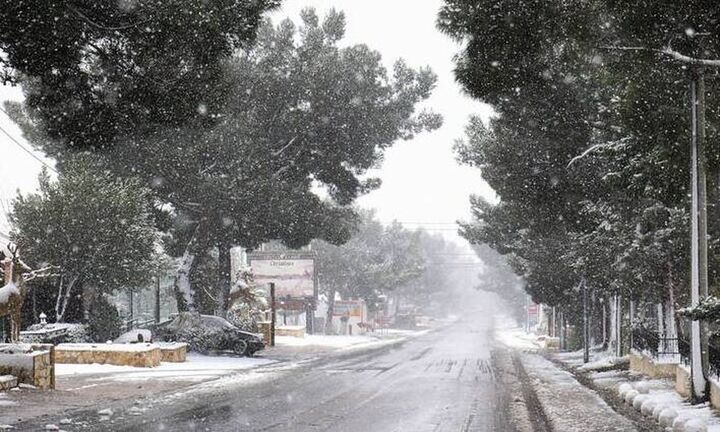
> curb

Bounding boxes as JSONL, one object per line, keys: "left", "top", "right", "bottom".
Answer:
{"left": 545, "top": 355, "right": 667, "bottom": 432}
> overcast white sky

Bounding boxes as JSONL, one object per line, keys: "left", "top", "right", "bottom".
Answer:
{"left": 0, "top": 0, "right": 495, "bottom": 247}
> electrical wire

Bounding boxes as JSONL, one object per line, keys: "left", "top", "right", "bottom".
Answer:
{"left": 0, "top": 105, "right": 57, "bottom": 173}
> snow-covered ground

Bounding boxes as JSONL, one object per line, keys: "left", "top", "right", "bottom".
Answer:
{"left": 553, "top": 349, "right": 630, "bottom": 372}
{"left": 274, "top": 334, "right": 378, "bottom": 348}
{"left": 521, "top": 353, "right": 638, "bottom": 431}
{"left": 554, "top": 349, "right": 720, "bottom": 432}
{"left": 56, "top": 353, "right": 275, "bottom": 383}
{"left": 493, "top": 314, "right": 540, "bottom": 351}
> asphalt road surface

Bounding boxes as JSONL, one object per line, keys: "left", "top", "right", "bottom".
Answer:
{"left": 26, "top": 314, "right": 513, "bottom": 432}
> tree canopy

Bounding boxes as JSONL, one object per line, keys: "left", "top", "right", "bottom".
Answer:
{"left": 440, "top": 0, "right": 720, "bottom": 315}
{"left": 10, "top": 155, "right": 157, "bottom": 322}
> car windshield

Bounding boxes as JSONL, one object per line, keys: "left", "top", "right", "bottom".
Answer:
{"left": 0, "top": 1, "right": 717, "bottom": 431}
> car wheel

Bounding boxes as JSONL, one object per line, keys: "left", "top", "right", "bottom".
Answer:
{"left": 233, "top": 339, "right": 248, "bottom": 356}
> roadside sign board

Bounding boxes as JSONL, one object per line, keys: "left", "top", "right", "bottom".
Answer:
{"left": 249, "top": 252, "right": 316, "bottom": 299}
{"left": 527, "top": 303, "right": 539, "bottom": 316}
{"left": 333, "top": 300, "right": 364, "bottom": 318}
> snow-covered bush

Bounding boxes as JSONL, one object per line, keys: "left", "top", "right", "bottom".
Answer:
{"left": 22, "top": 323, "right": 90, "bottom": 344}
{"left": 225, "top": 266, "right": 266, "bottom": 332}
{"left": 87, "top": 296, "right": 122, "bottom": 342}
{"left": 634, "top": 381, "right": 650, "bottom": 394}
{"left": 640, "top": 399, "right": 657, "bottom": 416}
{"left": 226, "top": 303, "right": 260, "bottom": 333}
{"left": 632, "top": 394, "right": 648, "bottom": 410}
{"left": 624, "top": 389, "right": 639, "bottom": 404}
{"left": 618, "top": 383, "right": 633, "bottom": 398}
{"left": 678, "top": 296, "right": 720, "bottom": 321}
{"left": 659, "top": 408, "right": 678, "bottom": 426}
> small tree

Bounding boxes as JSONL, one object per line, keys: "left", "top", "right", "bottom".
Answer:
{"left": 11, "top": 155, "right": 157, "bottom": 322}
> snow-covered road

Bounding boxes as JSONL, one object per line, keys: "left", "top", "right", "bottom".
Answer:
{"left": 21, "top": 314, "right": 506, "bottom": 431}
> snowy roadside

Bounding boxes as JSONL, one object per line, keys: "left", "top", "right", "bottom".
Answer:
{"left": 553, "top": 349, "right": 720, "bottom": 432}
{"left": 494, "top": 316, "right": 641, "bottom": 431}
{"left": 494, "top": 311, "right": 720, "bottom": 432}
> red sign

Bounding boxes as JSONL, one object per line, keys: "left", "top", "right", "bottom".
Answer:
{"left": 527, "top": 304, "right": 539, "bottom": 315}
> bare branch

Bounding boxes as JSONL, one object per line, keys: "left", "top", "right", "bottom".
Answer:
{"left": 660, "top": 47, "right": 720, "bottom": 67}
{"left": 599, "top": 45, "right": 720, "bottom": 67}
{"left": 67, "top": 4, "right": 149, "bottom": 31}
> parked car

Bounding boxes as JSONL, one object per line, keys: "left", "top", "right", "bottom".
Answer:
{"left": 154, "top": 312, "right": 264, "bottom": 357}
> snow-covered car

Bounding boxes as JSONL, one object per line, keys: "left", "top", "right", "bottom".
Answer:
{"left": 153, "top": 312, "right": 264, "bottom": 357}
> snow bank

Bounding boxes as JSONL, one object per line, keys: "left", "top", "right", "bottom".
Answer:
{"left": 576, "top": 354, "right": 629, "bottom": 372}
{"left": 56, "top": 353, "right": 274, "bottom": 382}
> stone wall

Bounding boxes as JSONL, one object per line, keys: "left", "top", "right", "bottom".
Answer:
{"left": 276, "top": 325, "right": 305, "bottom": 338}
{"left": 709, "top": 378, "right": 720, "bottom": 410}
{"left": 159, "top": 343, "right": 187, "bottom": 362}
{"left": 675, "top": 364, "right": 691, "bottom": 398}
{"left": 55, "top": 344, "right": 161, "bottom": 367}
{"left": 629, "top": 351, "right": 677, "bottom": 379}
{"left": 0, "top": 344, "right": 55, "bottom": 389}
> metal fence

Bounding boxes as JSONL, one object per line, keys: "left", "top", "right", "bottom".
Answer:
{"left": 634, "top": 320, "right": 720, "bottom": 379}
{"left": 632, "top": 326, "right": 681, "bottom": 364}
{"left": 709, "top": 340, "right": 720, "bottom": 378}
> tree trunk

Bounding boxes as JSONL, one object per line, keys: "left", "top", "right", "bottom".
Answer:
{"left": 602, "top": 300, "right": 607, "bottom": 349}
{"left": 325, "top": 287, "right": 336, "bottom": 335}
{"left": 173, "top": 223, "right": 204, "bottom": 312}
{"left": 216, "top": 240, "right": 232, "bottom": 315}
{"left": 56, "top": 275, "right": 78, "bottom": 323}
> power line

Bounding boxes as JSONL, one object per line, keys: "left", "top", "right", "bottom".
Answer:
{"left": 0, "top": 105, "right": 58, "bottom": 173}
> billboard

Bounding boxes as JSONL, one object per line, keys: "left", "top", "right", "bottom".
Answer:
{"left": 249, "top": 253, "right": 316, "bottom": 299}
{"left": 333, "top": 300, "right": 364, "bottom": 318}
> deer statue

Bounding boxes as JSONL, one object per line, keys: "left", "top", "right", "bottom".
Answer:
{"left": 0, "top": 242, "right": 33, "bottom": 343}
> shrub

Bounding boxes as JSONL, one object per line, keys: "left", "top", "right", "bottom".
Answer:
{"left": 87, "top": 295, "right": 122, "bottom": 342}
